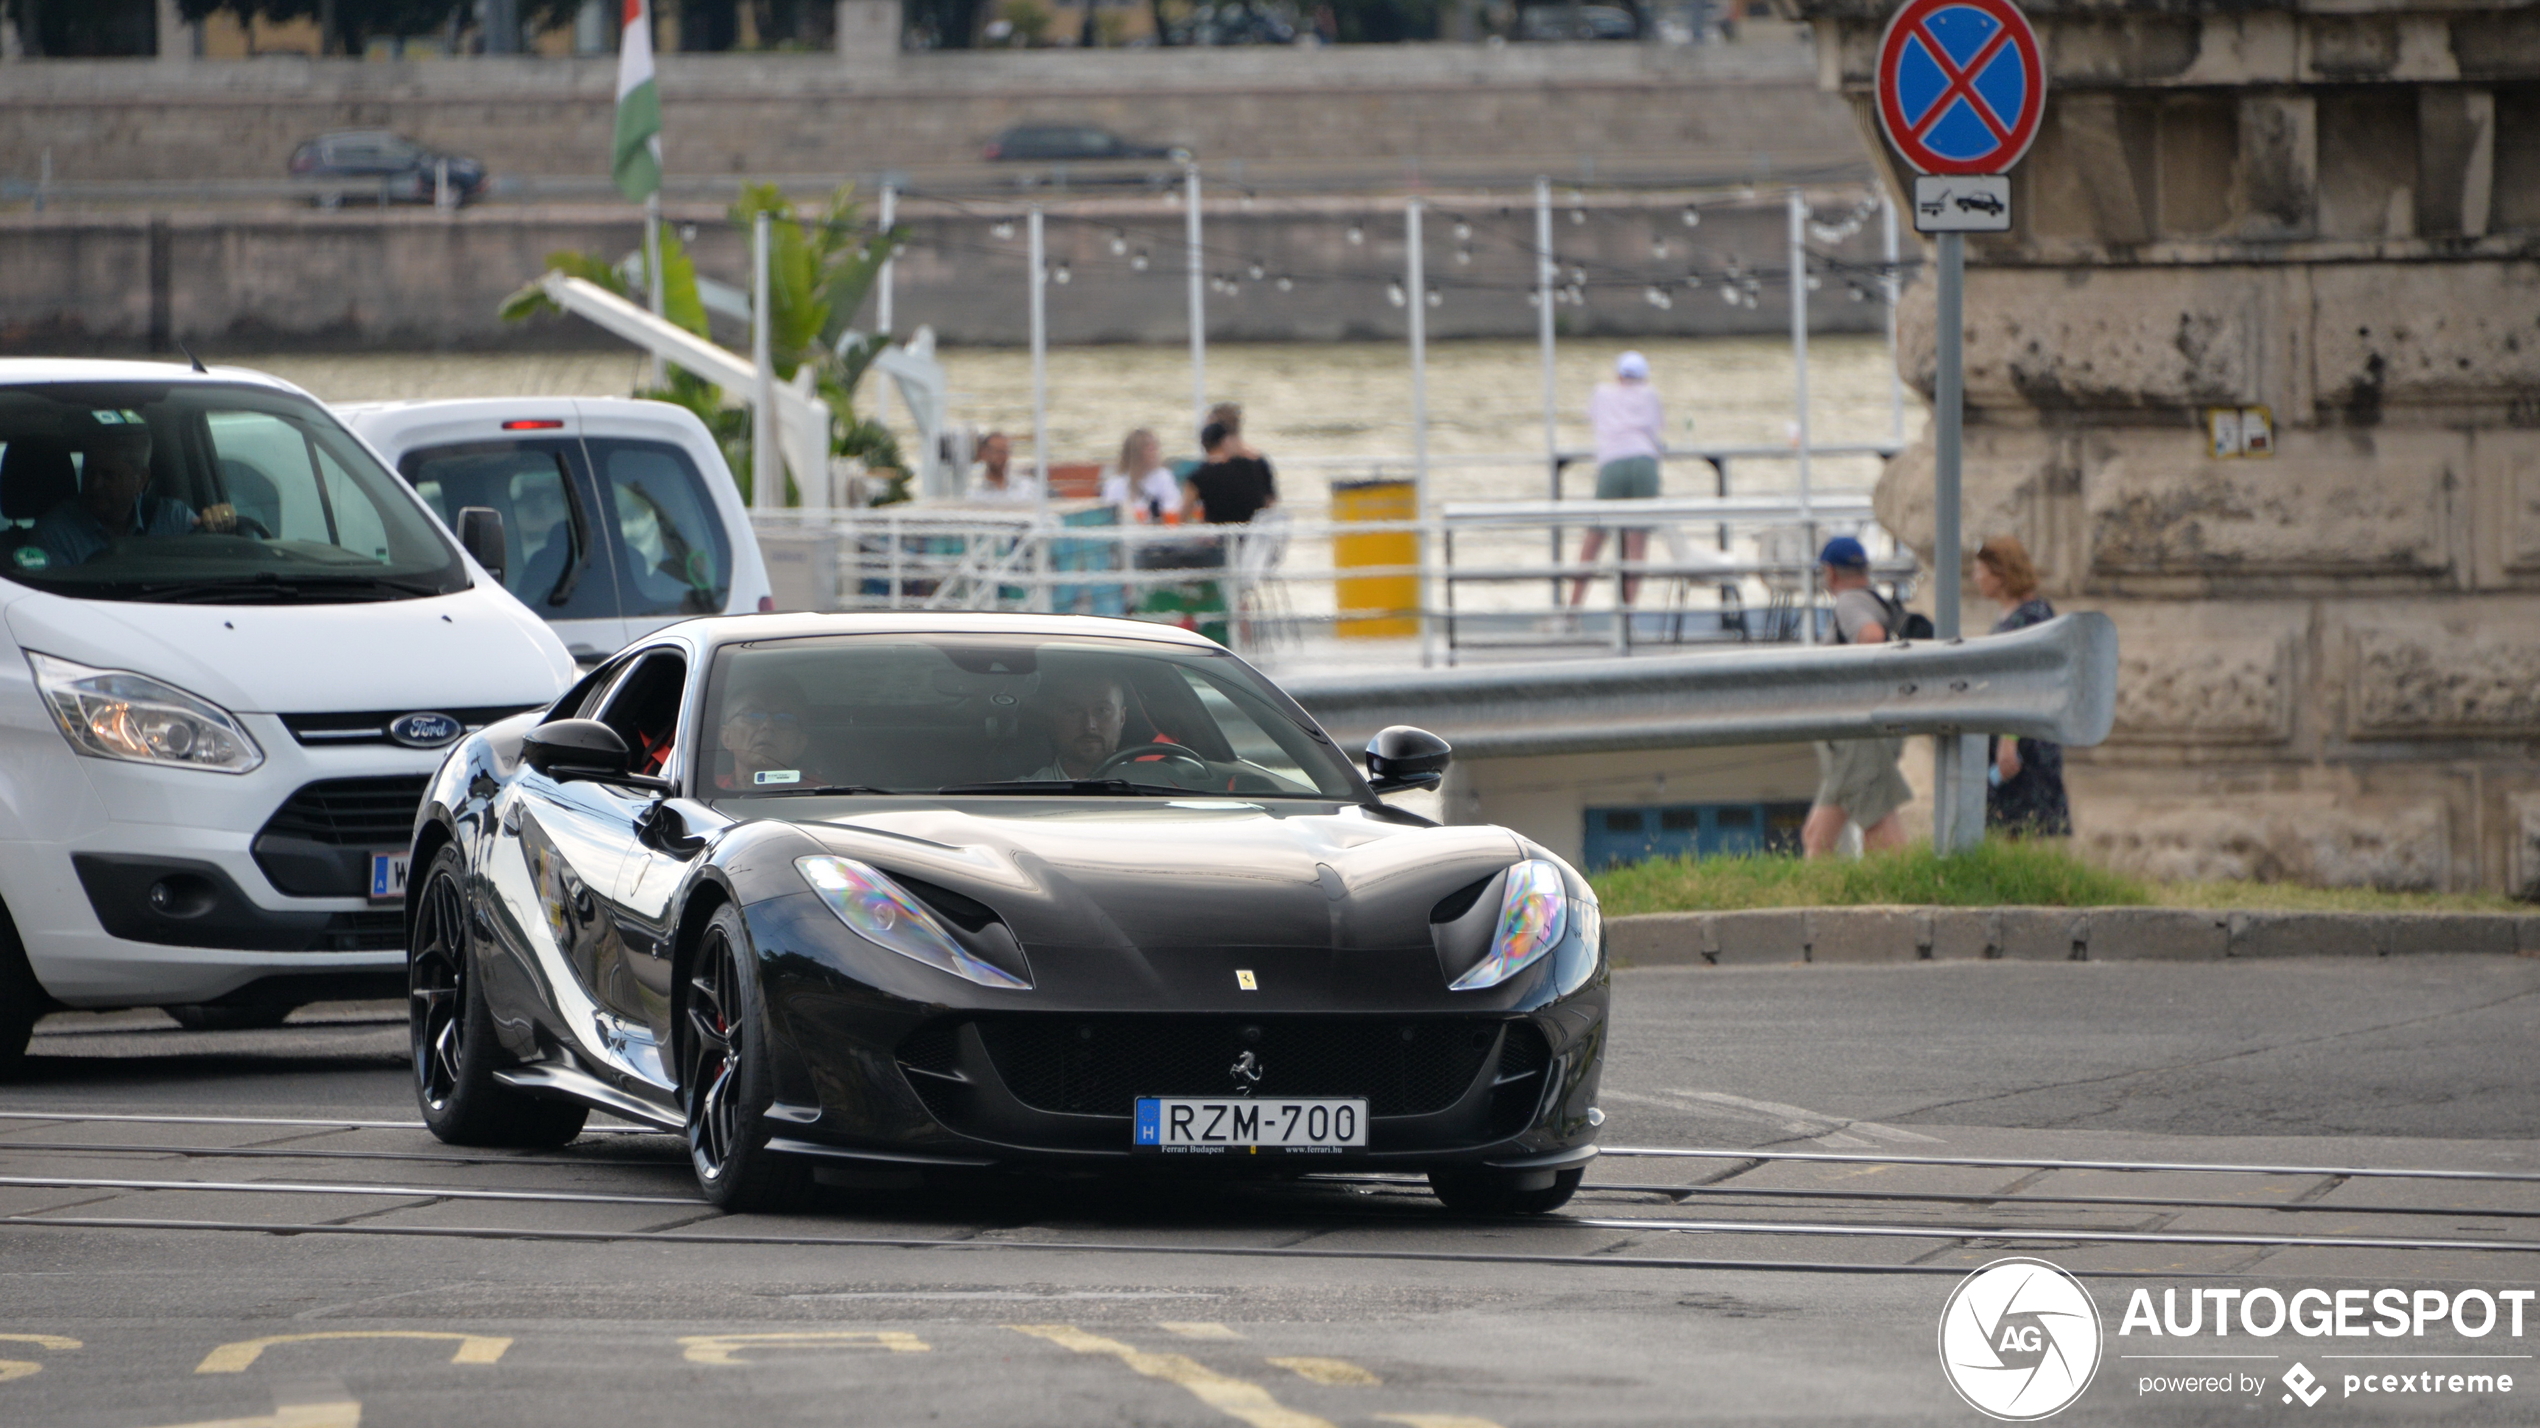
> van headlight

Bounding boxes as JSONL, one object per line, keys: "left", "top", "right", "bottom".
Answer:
{"left": 29, "top": 652, "right": 264, "bottom": 774}
{"left": 795, "top": 855, "right": 1031, "bottom": 990}
{"left": 1450, "top": 858, "right": 1583, "bottom": 991}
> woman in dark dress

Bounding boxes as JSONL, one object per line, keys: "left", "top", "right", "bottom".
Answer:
{"left": 1975, "top": 536, "right": 2072, "bottom": 837}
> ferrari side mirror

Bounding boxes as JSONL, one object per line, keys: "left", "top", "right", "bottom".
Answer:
{"left": 522, "top": 718, "right": 632, "bottom": 782}
{"left": 1365, "top": 725, "right": 1451, "bottom": 794}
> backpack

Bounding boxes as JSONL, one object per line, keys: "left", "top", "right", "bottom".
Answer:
{"left": 1852, "top": 590, "right": 1936, "bottom": 644}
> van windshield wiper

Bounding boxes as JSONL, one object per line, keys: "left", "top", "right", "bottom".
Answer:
{"left": 936, "top": 779, "right": 1185, "bottom": 796}
{"left": 124, "top": 572, "right": 448, "bottom": 604}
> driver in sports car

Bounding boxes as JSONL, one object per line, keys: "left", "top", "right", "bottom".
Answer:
{"left": 714, "top": 673, "right": 827, "bottom": 790}
{"left": 1027, "top": 667, "right": 1137, "bottom": 781}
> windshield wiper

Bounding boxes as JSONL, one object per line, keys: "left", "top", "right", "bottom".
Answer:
{"left": 936, "top": 779, "right": 1185, "bottom": 796}
{"left": 125, "top": 572, "right": 447, "bottom": 604}
{"left": 747, "top": 784, "right": 904, "bottom": 797}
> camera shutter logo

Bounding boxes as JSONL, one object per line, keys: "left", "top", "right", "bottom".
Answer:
{"left": 1938, "top": 1257, "right": 2102, "bottom": 1420}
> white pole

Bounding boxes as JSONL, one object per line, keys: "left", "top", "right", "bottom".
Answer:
{"left": 1029, "top": 204, "right": 1050, "bottom": 507}
{"left": 1408, "top": 197, "right": 1434, "bottom": 669}
{"left": 1185, "top": 163, "right": 1206, "bottom": 442}
{"left": 1536, "top": 176, "right": 1561, "bottom": 609}
{"left": 876, "top": 181, "right": 897, "bottom": 336}
{"left": 1789, "top": 188, "right": 1815, "bottom": 646}
{"left": 752, "top": 210, "right": 778, "bottom": 511}
{"left": 1882, "top": 186, "right": 1903, "bottom": 446}
{"left": 644, "top": 190, "right": 666, "bottom": 388}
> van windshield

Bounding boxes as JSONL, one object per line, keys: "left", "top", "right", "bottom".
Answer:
{"left": 0, "top": 380, "right": 468, "bottom": 604}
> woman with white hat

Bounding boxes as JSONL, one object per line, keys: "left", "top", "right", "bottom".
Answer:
{"left": 1568, "top": 350, "right": 1664, "bottom": 609}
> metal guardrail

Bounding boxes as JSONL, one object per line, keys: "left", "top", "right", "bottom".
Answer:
{"left": 1282, "top": 613, "right": 2119, "bottom": 758}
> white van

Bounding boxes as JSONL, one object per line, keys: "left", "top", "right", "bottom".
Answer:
{"left": 336, "top": 398, "right": 772, "bottom": 664}
{"left": 0, "top": 361, "right": 576, "bottom": 1067}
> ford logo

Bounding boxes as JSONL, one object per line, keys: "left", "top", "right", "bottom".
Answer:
{"left": 388, "top": 712, "right": 464, "bottom": 749}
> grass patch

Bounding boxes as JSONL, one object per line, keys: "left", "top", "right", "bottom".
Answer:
{"left": 1590, "top": 840, "right": 2150, "bottom": 916}
{"left": 1589, "top": 841, "right": 2531, "bottom": 916}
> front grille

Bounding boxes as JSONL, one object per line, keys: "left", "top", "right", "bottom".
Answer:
{"left": 260, "top": 776, "right": 432, "bottom": 846}
{"left": 280, "top": 705, "right": 537, "bottom": 747}
{"left": 332, "top": 911, "right": 408, "bottom": 952}
{"left": 253, "top": 776, "right": 431, "bottom": 898}
{"left": 962, "top": 1015, "right": 1509, "bottom": 1118}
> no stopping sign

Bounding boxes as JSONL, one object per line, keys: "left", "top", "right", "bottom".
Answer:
{"left": 1875, "top": 0, "right": 2046, "bottom": 176}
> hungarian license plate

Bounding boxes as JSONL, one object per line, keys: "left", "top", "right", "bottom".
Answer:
{"left": 1133, "top": 1097, "right": 1367, "bottom": 1152}
{"left": 369, "top": 850, "right": 410, "bottom": 901}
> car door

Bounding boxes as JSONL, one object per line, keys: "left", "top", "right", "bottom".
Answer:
{"left": 478, "top": 649, "right": 686, "bottom": 1091}
{"left": 398, "top": 435, "right": 631, "bottom": 660}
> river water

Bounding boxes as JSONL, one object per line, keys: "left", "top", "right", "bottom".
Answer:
{"left": 238, "top": 334, "right": 1906, "bottom": 508}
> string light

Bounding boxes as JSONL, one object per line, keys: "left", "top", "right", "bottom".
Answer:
{"left": 1569, "top": 207, "right": 1586, "bottom": 225}
{"left": 1386, "top": 281, "right": 1406, "bottom": 307}
{"left": 1052, "top": 262, "right": 1071, "bottom": 285}
{"left": 1425, "top": 287, "right": 1441, "bottom": 308}
{"left": 991, "top": 220, "right": 1015, "bottom": 240}
{"left": 1109, "top": 234, "right": 1128, "bottom": 256}
{"left": 1452, "top": 220, "right": 1472, "bottom": 242}
{"left": 1131, "top": 249, "right": 1150, "bottom": 271}
{"left": 1247, "top": 261, "right": 1265, "bottom": 281}
{"left": 1650, "top": 238, "right": 1669, "bottom": 260}
{"left": 1454, "top": 247, "right": 1473, "bottom": 266}
{"left": 1274, "top": 275, "right": 1294, "bottom": 292}
{"left": 1680, "top": 205, "right": 1700, "bottom": 228}
{"left": 1568, "top": 266, "right": 1587, "bottom": 287}
{"left": 1345, "top": 223, "right": 1365, "bottom": 245}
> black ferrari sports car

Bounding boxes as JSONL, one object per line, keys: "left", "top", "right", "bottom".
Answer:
{"left": 406, "top": 614, "right": 1607, "bottom": 1212}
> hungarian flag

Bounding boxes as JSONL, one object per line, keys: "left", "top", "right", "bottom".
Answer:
{"left": 612, "top": 0, "right": 662, "bottom": 202}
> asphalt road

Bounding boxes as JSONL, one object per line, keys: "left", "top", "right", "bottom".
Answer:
{"left": 3, "top": 957, "right": 2535, "bottom": 1427}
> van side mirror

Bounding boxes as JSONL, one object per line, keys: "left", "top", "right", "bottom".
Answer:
{"left": 521, "top": 718, "right": 631, "bottom": 782}
{"left": 456, "top": 506, "right": 506, "bottom": 581}
{"left": 1365, "top": 725, "right": 1451, "bottom": 794}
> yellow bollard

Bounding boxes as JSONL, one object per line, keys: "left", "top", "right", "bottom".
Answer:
{"left": 1330, "top": 477, "right": 1419, "bottom": 639}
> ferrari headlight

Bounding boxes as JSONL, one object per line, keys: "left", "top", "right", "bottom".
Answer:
{"left": 29, "top": 652, "right": 264, "bottom": 774}
{"left": 1450, "top": 858, "right": 1575, "bottom": 991}
{"left": 795, "top": 855, "right": 1030, "bottom": 990}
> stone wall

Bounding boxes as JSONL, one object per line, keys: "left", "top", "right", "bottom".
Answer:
{"left": 0, "top": 44, "right": 1854, "bottom": 184}
{"left": 0, "top": 190, "right": 1886, "bottom": 351}
{"left": 1783, "top": 0, "right": 2540, "bottom": 894}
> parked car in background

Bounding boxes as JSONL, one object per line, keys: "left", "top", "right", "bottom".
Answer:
{"left": 1516, "top": 3, "right": 1640, "bottom": 39}
{"left": 0, "top": 360, "right": 576, "bottom": 1065}
{"left": 288, "top": 130, "right": 488, "bottom": 208}
{"left": 337, "top": 398, "right": 773, "bottom": 667}
{"left": 982, "top": 124, "right": 1189, "bottom": 164}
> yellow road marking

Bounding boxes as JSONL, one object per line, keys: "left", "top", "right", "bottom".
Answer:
{"left": 1007, "top": 1324, "right": 1336, "bottom": 1428}
{"left": 145, "top": 1399, "right": 362, "bottom": 1428}
{"left": 1374, "top": 1416, "right": 1507, "bottom": 1428}
{"left": 1268, "top": 1356, "right": 1381, "bottom": 1386}
{"left": 194, "top": 1332, "right": 511, "bottom": 1374}
{"left": 0, "top": 1332, "right": 80, "bottom": 1384}
{"left": 1157, "top": 1322, "right": 1247, "bottom": 1340}
{"left": 677, "top": 1331, "right": 930, "bottom": 1365}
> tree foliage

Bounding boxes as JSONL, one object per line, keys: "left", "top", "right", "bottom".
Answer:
{"left": 500, "top": 185, "right": 910, "bottom": 504}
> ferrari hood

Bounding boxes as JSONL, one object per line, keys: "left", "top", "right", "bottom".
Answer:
{"left": 798, "top": 799, "right": 1526, "bottom": 958}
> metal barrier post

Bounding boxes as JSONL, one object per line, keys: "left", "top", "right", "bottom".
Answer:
{"left": 1185, "top": 163, "right": 1206, "bottom": 442}
{"left": 1536, "top": 177, "right": 1562, "bottom": 611}
{"left": 750, "top": 210, "right": 777, "bottom": 512}
{"left": 876, "top": 181, "right": 896, "bottom": 336}
{"left": 1789, "top": 189, "right": 1817, "bottom": 647}
{"left": 1409, "top": 198, "right": 1434, "bottom": 668}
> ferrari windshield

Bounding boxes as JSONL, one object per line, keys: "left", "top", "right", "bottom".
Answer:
{"left": 0, "top": 381, "right": 467, "bottom": 603}
{"left": 702, "top": 633, "right": 1362, "bottom": 799}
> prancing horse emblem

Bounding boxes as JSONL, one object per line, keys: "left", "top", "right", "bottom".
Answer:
{"left": 1228, "top": 1050, "right": 1263, "bottom": 1095}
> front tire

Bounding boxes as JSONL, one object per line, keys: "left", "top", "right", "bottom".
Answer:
{"left": 1428, "top": 1166, "right": 1584, "bottom": 1215}
{"left": 680, "top": 903, "right": 813, "bottom": 1213}
{"left": 409, "top": 845, "right": 587, "bottom": 1148}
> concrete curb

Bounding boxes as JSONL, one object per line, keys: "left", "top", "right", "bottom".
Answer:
{"left": 1605, "top": 907, "right": 2540, "bottom": 968}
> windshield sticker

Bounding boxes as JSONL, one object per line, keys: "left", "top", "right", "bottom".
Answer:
{"left": 753, "top": 769, "right": 801, "bottom": 786}
{"left": 89, "top": 409, "right": 143, "bottom": 425}
{"left": 11, "top": 546, "right": 47, "bottom": 570}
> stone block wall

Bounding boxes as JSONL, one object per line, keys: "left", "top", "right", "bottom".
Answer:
{"left": 1783, "top": 0, "right": 2540, "bottom": 894}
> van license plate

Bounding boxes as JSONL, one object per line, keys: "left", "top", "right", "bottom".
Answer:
{"left": 1133, "top": 1097, "right": 1366, "bottom": 1151}
{"left": 369, "top": 851, "right": 410, "bottom": 901}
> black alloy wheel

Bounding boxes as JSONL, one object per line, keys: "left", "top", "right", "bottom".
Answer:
{"left": 407, "top": 845, "right": 587, "bottom": 1147}
{"left": 680, "top": 903, "right": 813, "bottom": 1212}
{"left": 1428, "top": 1165, "right": 1585, "bottom": 1215}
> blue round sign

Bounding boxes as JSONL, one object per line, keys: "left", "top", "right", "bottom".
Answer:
{"left": 1875, "top": 0, "right": 2046, "bottom": 177}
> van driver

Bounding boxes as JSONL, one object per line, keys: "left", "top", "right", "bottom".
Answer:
{"left": 31, "top": 425, "right": 236, "bottom": 568}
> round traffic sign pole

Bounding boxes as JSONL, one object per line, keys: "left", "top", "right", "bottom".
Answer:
{"left": 1874, "top": 0, "right": 2045, "bottom": 177}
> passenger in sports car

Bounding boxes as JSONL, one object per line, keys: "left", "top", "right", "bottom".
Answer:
{"left": 713, "top": 673, "right": 822, "bottom": 790}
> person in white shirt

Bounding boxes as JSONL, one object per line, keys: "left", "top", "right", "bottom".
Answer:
{"left": 1568, "top": 350, "right": 1665, "bottom": 609}
{"left": 966, "top": 431, "right": 1040, "bottom": 504}
{"left": 1099, "top": 428, "right": 1183, "bottom": 521}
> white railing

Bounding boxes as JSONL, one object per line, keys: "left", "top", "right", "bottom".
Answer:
{"left": 752, "top": 447, "right": 1914, "bottom": 667}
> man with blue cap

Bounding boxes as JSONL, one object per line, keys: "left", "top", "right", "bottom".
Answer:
{"left": 1803, "top": 535, "right": 1913, "bottom": 857}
